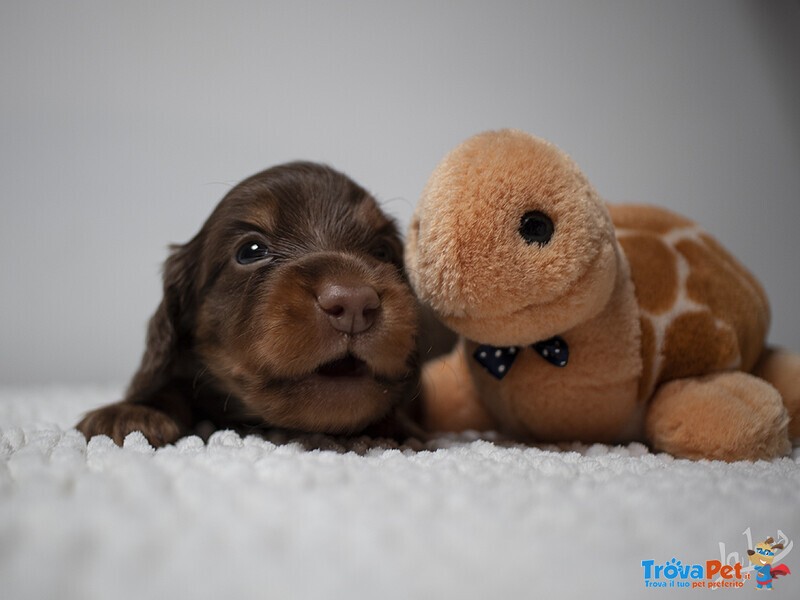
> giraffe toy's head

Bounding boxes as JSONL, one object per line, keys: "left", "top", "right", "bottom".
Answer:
{"left": 406, "top": 129, "right": 621, "bottom": 346}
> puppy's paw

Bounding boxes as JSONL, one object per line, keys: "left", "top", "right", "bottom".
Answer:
{"left": 361, "top": 407, "right": 429, "bottom": 445}
{"left": 76, "top": 402, "right": 184, "bottom": 447}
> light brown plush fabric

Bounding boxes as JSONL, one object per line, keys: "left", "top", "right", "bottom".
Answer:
{"left": 463, "top": 253, "right": 642, "bottom": 442}
{"left": 408, "top": 129, "right": 799, "bottom": 461}
{"left": 617, "top": 233, "right": 678, "bottom": 315}
{"left": 611, "top": 203, "right": 770, "bottom": 398}
{"left": 645, "top": 372, "right": 789, "bottom": 461}
{"left": 419, "top": 341, "right": 496, "bottom": 432}
{"left": 754, "top": 348, "right": 800, "bottom": 439}
{"left": 407, "top": 129, "right": 619, "bottom": 347}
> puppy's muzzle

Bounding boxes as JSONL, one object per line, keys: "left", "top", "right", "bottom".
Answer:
{"left": 317, "top": 283, "right": 380, "bottom": 334}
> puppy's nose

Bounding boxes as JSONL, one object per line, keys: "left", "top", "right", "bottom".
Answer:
{"left": 317, "top": 284, "right": 380, "bottom": 334}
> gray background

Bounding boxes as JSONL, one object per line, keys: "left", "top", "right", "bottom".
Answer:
{"left": 1, "top": 0, "right": 798, "bottom": 385}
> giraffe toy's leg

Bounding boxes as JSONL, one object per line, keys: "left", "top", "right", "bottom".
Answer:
{"left": 420, "top": 342, "right": 496, "bottom": 433}
{"left": 753, "top": 347, "right": 800, "bottom": 440}
{"left": 644, "top": 372, "right": 791, "bottom": 461}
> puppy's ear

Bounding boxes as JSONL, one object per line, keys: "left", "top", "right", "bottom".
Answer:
{"left": 125, "top": 236, "right": 200, "bottom": 403}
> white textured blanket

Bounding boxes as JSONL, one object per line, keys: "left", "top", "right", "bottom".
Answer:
{"left": 1, "top": 386, "right": 798, "bottom": 599}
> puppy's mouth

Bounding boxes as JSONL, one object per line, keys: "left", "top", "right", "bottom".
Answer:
{"left": 314, "top": 353, "right": 369, "bottom": 379}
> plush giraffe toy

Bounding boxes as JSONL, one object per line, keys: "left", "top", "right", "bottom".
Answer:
{"left": 406, "top": 129, "right": 800, "bottom": 461}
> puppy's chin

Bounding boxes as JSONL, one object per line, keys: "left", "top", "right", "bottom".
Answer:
{"left": 244, "top": 370, "right": 404, "bottom": 434}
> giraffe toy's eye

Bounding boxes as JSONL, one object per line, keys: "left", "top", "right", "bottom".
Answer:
{"left": 519, "top": 211, "right": 554, "bottom": 246}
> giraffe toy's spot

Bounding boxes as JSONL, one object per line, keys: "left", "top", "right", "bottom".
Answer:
{"left": 618, "top": 234, "right": 678, "bottom": 315}
{"left": 659, "top": 311, "right": 740, "bottom": 383}
{"left": 678, "top": 237, "right": 768, "bottom": 371}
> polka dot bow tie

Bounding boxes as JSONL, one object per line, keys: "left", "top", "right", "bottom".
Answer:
{"left": 473, "top": 336, "right": 569, "bottom": 379}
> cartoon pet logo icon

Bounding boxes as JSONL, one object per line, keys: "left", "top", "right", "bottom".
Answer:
{"left": 748, "top": 537, "right": 791, "bottom": 590}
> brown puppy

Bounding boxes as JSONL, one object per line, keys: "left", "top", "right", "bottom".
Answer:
{"left": 77, "top": 162, "right": 419, "bottom": 447}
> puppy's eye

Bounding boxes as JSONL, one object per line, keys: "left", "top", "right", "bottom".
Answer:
{"left": 371, "top": 244, "right": 396, "bottom": 263}
{"left": 519, "top": 211, "right": 554, "bottom": 246}
{"left": 236, "top": 241, "right": 271, "bottom": 265}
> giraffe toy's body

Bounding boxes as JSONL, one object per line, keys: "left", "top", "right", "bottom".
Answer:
{"left": 611, "top": 204, "right": 770, "bottom": 401}
{"left": 406, "top": 130, "right": 800, "bottom": 461}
